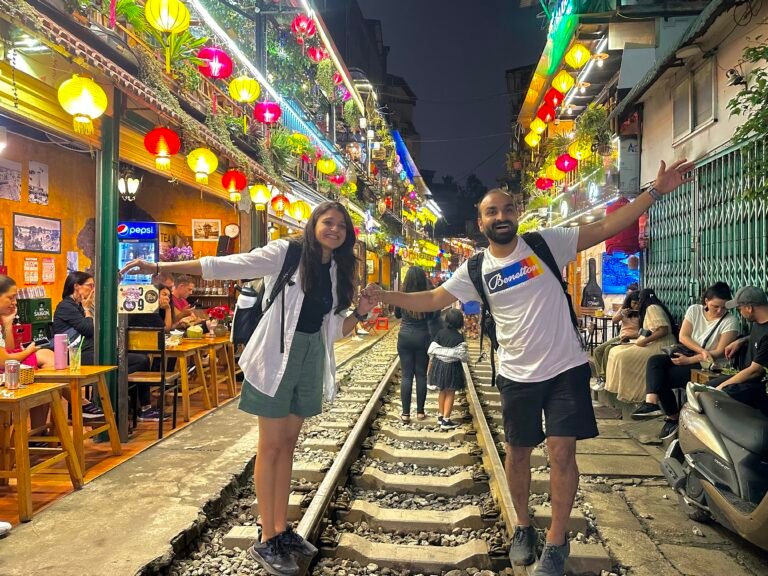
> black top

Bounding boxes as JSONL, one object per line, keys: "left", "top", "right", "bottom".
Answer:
{"left": 52, "top": 297, "right": 94, "bottom": 355}
{"left": 395, "top": 307, "right": 436, "bottom": 328}
{"left": 747, "top": 320, "right": 768, "bottom": 369}
{"left": 128, "top": 308, "right": 167, "bottom": 330}
{"left": 433, "top": 327, "right": 465, "bottom": 348}
{"left": 296, "top": 261, "right": 333, "bottom": 334}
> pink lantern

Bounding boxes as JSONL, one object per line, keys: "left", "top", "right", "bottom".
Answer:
{"left": 254, "top": 101, "right": 282, "bottom": 146}
{"left": 535, "top": 178, "right": 554, "bottom": 191}
{"left": 197, "top": 47, "right": 233, "bottom": 113}
{"left": 307, "top": 46, "right": 329, "bottom": 63}
{"left": 329, "top": 174, "right": 345, "bottom": 186}
{"left": 555, "top": 153, "right": 578, "bottom": 173}
{"left": 333, "top": 71, "right": 344, "bottom": 86}
{"left": 291, "top": 14, "right": 316, "bottom": 46}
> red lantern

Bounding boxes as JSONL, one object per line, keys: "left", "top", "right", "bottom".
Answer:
{"left": 537, "top": 104, "right": 557, "bottom": 123}
{"left": 144, "top": 126, "right": 181, "bottom": 171}
{"left": 543, "top": 87, "right": 564, "bottom": 108}
{"left": 254, "top": 102, "right": 282, "bottom": 124}
{"left": 307, "top": 46, "right": 329, "bottom": 63}
{"left": 329, "top": 174, "right": 345, "bottom": 186}
{"left": 271, "top": 193, "right": 290, "bottom": 217}
{"left": 197, "top": 47, "right": 233, "bottom": 112}
{"left": 605, "top": 197, "right": 640, "bottom": 254}
{"left": 535, "top": 178, "right": 554, "bottom": 191}
{"left": 333, "top": 71, "right": 343, "bottom": 86}
{"left": 555, "top": 153, "right": 578, "bottom": 173}
{"left": 222, "top": 169, "right": 247, "bottom": 194}
{"left": 291, "top": 14, "right": 316, "bottom": 46}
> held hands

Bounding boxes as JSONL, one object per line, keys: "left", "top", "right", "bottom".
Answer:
{"left": 654, "top": 159, "right": 695, "bottom": 195}
{"left": 362, "top": 283, "right": 384, "bottom": 303}
{"left": 671, "top": 353, "right": 697, "bottom": 366}
{"left": 119, "top": 259, "right": 155, "bottom": 278}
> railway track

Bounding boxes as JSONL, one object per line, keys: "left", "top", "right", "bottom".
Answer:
{"left": 163, "top": 330, "right": 613, "bottom": 576}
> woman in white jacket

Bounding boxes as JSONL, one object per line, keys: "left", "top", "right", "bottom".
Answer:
{"left": 121, "top": 201, "right": 375, "bottom": 576}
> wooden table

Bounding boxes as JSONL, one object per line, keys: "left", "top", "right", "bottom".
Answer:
{"left": 33, "top": 366, "right": 122, "bottom": 473}
{"left": 201, "top": 336, "right": 237, "bottom": 407}
{"left": 691, "top": 368, "right": 720, "bottom": 385}
{"left": 0, "top": 382, "right": 83, "bottom": 521}
{"left": 165, "top": 340, "right": 212, "bottom": 421}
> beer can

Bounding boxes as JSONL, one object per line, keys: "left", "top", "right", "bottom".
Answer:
{"left": 4, "top": 360, "right": 20, "bottom": 390}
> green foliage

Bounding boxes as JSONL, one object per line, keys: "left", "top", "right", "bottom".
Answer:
{"left": 100, "top": 0, "right": 146, "bottom": 34}
{"left": 266, "top": 23, "right": 315, "bottom": 104}
{"left": 518, "top": 218, "right": 542, "bottom": 234}
{"left": 575, "top": 103, "right": 611, "bottom": 148}
{"left": 343, "top": 99, "right": 361, "bottom": 130}
{"left": 265, "top": 126, "right": 297, "bottom": 175}
{"left": 316, "top": 59, "right": 336, "bottom": 101}
{"left": 727, "top": 38, "right": 768, "bottom": 200}
{"left": 543, "top": 133, "right": 571, "bottom": 166}
{"left": 526, "top": 195, "right": 551, "bottom": 211}
{"left": 147, "top": 29, "right": 207, "bottom": 72}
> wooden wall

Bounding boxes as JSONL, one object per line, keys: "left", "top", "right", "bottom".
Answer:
{"left": 0, "top": 131, "right": 96, "bottom": 304}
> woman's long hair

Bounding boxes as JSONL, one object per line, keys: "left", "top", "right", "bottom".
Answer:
{"left": 401, "top": 266, "right": 430, "bottom": 319}
{"left": 638, "top": 288, "right": 678, "bottom": 335}
{"left": 299, "top": 201, "right": 357, "bottom": 313}
{"left": 62, "top": 271, "right": 93, "bottom": 300}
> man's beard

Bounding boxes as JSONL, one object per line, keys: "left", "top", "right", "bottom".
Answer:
{"left": 483, "top": 220, "right": 519, "bottom": 244}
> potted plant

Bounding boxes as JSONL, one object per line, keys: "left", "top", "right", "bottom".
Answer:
{"left": 207, "top": 305, "right": 232, "bottom": 336}
{"left": 161, "top": 245, "right": 194, "bottom": 262}
{"left": 576, "top": 104, "right": 613, "bottom": 156}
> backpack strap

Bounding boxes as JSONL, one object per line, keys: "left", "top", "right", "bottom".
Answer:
{"left": 265, "top": 240, "right": 303, "bottom": 353}
{"left": 467, "top": 251, "right": 497, "bottom": 383}
{"left": 522, "top": 232, "right": 585, "bottom": 349}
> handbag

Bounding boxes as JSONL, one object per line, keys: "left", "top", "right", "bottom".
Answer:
{"left": 662, "top": 313, "right": 728, "bottom": 358}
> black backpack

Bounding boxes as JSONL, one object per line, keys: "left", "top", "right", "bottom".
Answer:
{"left": 231, "top": 240, "right": 303, "bottom": 352}
{"left": 467, "top": 232, "right": 585, "bottom": 383}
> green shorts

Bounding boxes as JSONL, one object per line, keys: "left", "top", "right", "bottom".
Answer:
{"left": 239, "top": 330, "right": 325, "bottom": 418}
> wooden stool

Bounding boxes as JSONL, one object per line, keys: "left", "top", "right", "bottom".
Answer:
{"left": 0, "top": 382, "right": 83, "bottom": 521}
{"left": 204, "top": 337, "right": 237, "bottom": 406}
{"left": 164, "top": 341, "right": 212, "bottom": 421}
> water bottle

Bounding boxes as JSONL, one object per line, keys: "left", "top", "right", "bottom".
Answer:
{"left": 4, "top": 360, "right": 20, "bottom": 390}
{"left": 54, "top": 334, "right": 69, "bottom": 370}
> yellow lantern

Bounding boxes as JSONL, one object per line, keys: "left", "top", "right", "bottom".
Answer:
{"left": 229, "top": 191, "right": 241, "bottom": 203}
{"left": 228, "top": 76, "right": 261, "bottom": 134}
{"left": 57, "top": 75, "right": 108, "bottom": 135}
{"left": 545, "top": 165, "right": 566, "bottom": 182}
{"left": 186, "top": 147, "right": 218, "bottom": 184}
{"left": 250, "top": 184, "right": 270, "bottom": 209}
{"left": 317, "top": 158, "right": 336, "bottom": 175}
{"left": 524, "top": 131, "right": 541, "bottom": 148}
{"left": 565, "top": 43, "right": 591, "bottom": 69}
{"left": 568, "top": 140, "right": 592, "bottom": 161}
{"left": 145, "top": 0, "right": 190, "bottom": 34}
{"left": 529, "top": 117, "right": 547, "bottom": 135}
{"left": 290, "top": 200, "right": 312, "bottom": 222}
{"left": 552, "top": 70, "right": 575, "bottom": 94}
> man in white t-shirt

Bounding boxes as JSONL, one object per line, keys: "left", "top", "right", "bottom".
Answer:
{"left": 363, "top": 159, "right": 693, "bottom": 576}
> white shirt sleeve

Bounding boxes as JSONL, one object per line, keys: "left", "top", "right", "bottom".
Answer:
{"left": 199, "top": 239, "right": 287, "bottom": 280}
{"left": 539, "top": 228, "right": 579, "bottom": 269}
{"left": 684, "top": 305, "right": 699, "bottom": 325}
{"left": 722, "top": 314, "right": 740, "bottom": 334}
{"left": 442, "top": 260, "right": 482, "bottom": 304}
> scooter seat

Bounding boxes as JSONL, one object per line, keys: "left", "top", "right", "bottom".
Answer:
{"left": 699, "top": 392, "right": 768, "bottom": 456}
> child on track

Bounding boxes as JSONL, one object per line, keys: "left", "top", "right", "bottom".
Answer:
{"left": 428, "top": 309, "right": 470, "bottom": 430}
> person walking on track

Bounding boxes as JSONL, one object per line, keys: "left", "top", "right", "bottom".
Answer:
{"left": 364, "top": 159, "right": 693, "bottom": 576}
{"left": 121, "top": 201, "right": 375, "bottom": 576}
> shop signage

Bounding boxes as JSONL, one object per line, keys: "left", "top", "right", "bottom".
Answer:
{"left": 619, "top": 136, "right": 640, "bottom": 196}
{"left": 117, "top": 222, "right": 158, "bottom": 240}
{"left": 118, "top": 284, "right": 160, "bottom": 314}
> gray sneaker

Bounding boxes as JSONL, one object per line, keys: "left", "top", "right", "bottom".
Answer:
{"left": 248, "top": 536, "right": 299, "bottom": 575}
{"left": 509, "top": 525, "right": 537, "bottom": 566}
{"left": 278, "top": 526, "right": 318, "bottom": 558}
{"left": 533, "top": 539, "right": 570, "bottom": 576}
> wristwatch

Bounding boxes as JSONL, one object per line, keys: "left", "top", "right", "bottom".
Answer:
{"left": 352, "top": 308, "right": 369, "bottom": 322}
{"left": 648, "top": 185, "right": 663, "bottom": 202}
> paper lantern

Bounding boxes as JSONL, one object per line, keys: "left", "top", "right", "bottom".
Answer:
{"left": 254, "top": 102, "right": 282, "bottom": 124}
{"left": 555, "top": 153, "right": 578, "bottom": 173}
{"left": 229, "top": 192, "right": 241, "bottom": 202}
{"left": 535, "top": 178, "right": 554, "bottom": 191}
{"left": 524, "top": 131, "right": 541, "bottom": 148}
{"left": 543, "top": 88, "right": 564, "bottom": 108}
{"left": 145, "top": 0, "right": 189, "bottom": 34}
{"left": 605, "top": 197, "right": 640, "bottom": 254}
{"left": 307, "top": 46, "right": 329, "bottom": 63}
{"left": 144, "top": 126, "right": 181, "bottom": 170}
{"left": 290, "top": 14, "right": 316, "bottom": 45}
{"left": 529, "top": 117, "right": 547, "bottom": 135}
{"left": 197, "top": 47, "right": 233, "bottom": 113}
{"left": 57, "top": 75, "right": 108, "bottom": 135}
{"left": 271, "top": 193, "right": 291, "bottom": 217}
{"left": 565, "top": 43, "right": 591, "bottom": 69}
{"left": 536, "top": 104, "right": 556, "bottom": 123}
{"left": 317, "top": 158, "right": 336, "bottom": 175}
{"left": 222, "top": 169, "right": 247, "bottom": 195}
{"left": 228, "top": 76, "right": 261, "bottom": 133}
{"left": 250, "top": 184, "right": 270, "bottom": 208}
{"left": 329, "top": 174, "right": 345, "bottom": 186}
{"left": 568, "top": 140, "right": 592, "bottom": 161}
{"left": 545, "top": 165, "right": 566, "bottom": 182}
{"left": 186, "top": 147, "right": 218, "bottom": 184}
{"left": 333, "top": 71, "right": 344, "bottom": 86}
{"left": 290, "top": 200, "right": 311, "bottom": 222}
{"left": 552, "top": 70, "right": 575, "bottom": 94}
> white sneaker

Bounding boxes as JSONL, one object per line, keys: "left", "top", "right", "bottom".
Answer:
{"left": 356, "top": 329, "right": 369, "bottom": 336}
{"left": 427, "top": 384, "right": 438, "bottom": 391}
{"left": 0, "top": 521, "right": 11, "bottom": 537}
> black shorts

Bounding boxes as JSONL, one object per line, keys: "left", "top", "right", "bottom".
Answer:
{"left": 497, "top": 363, "right": 598, "bottom": 447}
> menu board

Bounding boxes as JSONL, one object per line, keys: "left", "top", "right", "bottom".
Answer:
{"left": 118, "top": 284, "right": 159, "bottom": 314}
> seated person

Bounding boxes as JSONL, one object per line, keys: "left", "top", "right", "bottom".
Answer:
{"left": 632, "top": 282, "right": 740, "bottom": 439}
{"left": 172, "top": 275, "right": 198, "bottom": 328}
{"left": 592, "top": 290, "right": 640, "bottom": 390}
{"left": 605, "top": 289, "right": 677, "bottom": 403}
{"left": 0, "top": 275, "right": 55, "bottom": 372}
{"left": 127, "top": 284, "right": 173, "bottom": 422}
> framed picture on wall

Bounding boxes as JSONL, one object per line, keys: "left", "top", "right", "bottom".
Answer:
{"left": 191, "top": 219, "right": 221, "bottom": 242}
{"left": 366, "top": 258, "right": 374, "bottom": 276}
{"left": 13, "top": 213, "right": 62, "bottom": 254}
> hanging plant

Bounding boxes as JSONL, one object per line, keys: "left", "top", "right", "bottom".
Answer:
{"left": 518, "top": 218, "right": 542, "bottom": 234}
{"left": 727, "top": 39, "right": 768, "bottom": 200}
{"left": 343, "top": 99, "right": 361, "bottom": 130}
{"left": 316, "top": 59, "right": 336, "bottom": 100}
{"left": 575, "top": 103, "right": 612, "bottom": 155}
{"left": 263, "top": 126, "right": 297, "bottom": 175}
{"left": 526, "top": 195, "right": 551, "bottom": 211}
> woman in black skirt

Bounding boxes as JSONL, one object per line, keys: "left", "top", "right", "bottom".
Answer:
{"left": 428, "top": 309, "right": 469, "bottom": 430}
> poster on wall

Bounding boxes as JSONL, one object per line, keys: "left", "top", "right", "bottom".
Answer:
{"left": 67, "top": 251, "right": 79, "bottom": 273}
{"left": 24, "top": 257, "right": 39, "bottom": 284}
{"left": 42, "top": 257, "right": 55, "bottom": 284}
{"left": 191, "top": 219, "right": 221, "bottom": 242}
{"left": 28, "top": 161, "right": 49, "bottom": 205}
{"left": 0, "top": 159, "right": 22, "bottom": 202}
{"left": 13, "top": 213, "right": 61, "bottom": 254}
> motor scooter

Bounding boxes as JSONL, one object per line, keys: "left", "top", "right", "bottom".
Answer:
{"left": 662, "top": 382, "right": 768, "bottom": 551}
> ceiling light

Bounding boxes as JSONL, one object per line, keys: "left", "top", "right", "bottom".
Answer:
{"left": 593, "top": 53, "right": 609, "bottom": 68}
{"left": 578, "top": 81, "right": 591, "bottom": 94}
{"left": 675, "top": 44, "right": 702, "bottom": 60}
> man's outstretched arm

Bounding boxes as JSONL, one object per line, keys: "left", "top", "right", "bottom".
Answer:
{"left": 364, "top": 284, "right": 457, "bottom": 313}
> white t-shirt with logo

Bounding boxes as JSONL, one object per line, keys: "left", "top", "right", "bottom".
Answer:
{"left": 443, "top": 228, "right": 586, "bottom": 382}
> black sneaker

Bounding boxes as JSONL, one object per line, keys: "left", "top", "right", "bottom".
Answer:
{"left": 440, "top": 418, "right": 460, "bottom": 431}
{"left": 509, "top": 525, "right": 537, "bottom": 566}
{"left": 437, "top": 415, "right": 444, "bottom": 424}
{"left": 138, "top": 408, "right": 169, "bottom": 422}
{"left": 81, "top": 402, "right": 105, "bottom": 420}
{"left": 533, "top": 539, "right": 570, "bottom": 576}
{"left": 248, "top": 535, "right": 299, "bottom": 575}
{"left": 631, "top": 402, "right": 663, "bottom": 420}
{"left": 659, "top": 419, "right": 679, "bottom": 440}
{"left": 278, "top": 526, "right": 318, "bottom": 558}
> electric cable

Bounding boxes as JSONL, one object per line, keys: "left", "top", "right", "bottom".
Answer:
{"left": 455, "top": 141, "right": 508, "bottom": 183}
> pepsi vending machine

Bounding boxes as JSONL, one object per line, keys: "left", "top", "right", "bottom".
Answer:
{"left": 117, "top": 221, "right": 159, "bottom": 285}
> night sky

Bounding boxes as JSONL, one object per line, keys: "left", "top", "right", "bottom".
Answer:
{"left": 357, "top": 1, "right": 546, "bottom": 189}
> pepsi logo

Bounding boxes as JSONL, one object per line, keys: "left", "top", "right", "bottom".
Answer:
{"left": 117, "top": 224, "right": 129, "bottom": 236}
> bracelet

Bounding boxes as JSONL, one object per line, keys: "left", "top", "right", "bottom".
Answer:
{"left": 648, "top": 186, "right": 662, "bottom": 202}
{"left": 352, "top": 308, "right": 368, "bottom": 322}
{"left": 156, "top": 262, "right": 160, "bottom": 275}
